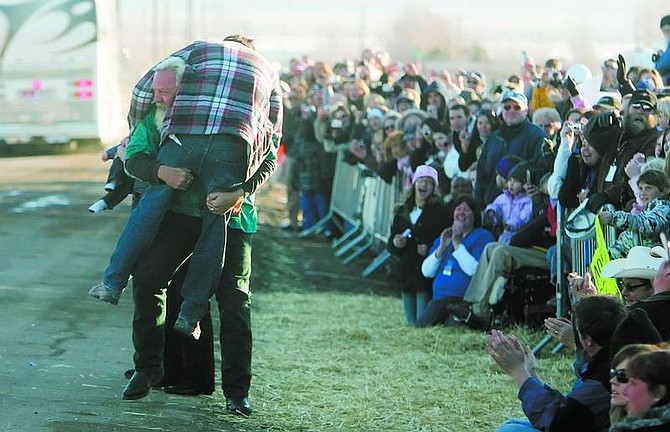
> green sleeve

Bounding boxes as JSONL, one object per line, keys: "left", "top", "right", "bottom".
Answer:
{"left": 124, "top": 109, "right": 159, "bottom": 160}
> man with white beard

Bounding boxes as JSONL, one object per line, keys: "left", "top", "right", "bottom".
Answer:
{"left": 88, "top": 38, "right": 280, "bottom": 414}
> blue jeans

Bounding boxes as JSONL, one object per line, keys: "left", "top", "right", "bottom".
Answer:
{"left": 497, "top": 418, "right": 540, "bottom": 431}
{"left": 300, "top": 191, "right": 328, "bottom": 230}
{"left": 401, "top": 291, "right": 430, "bottom": 326}
{"left": 103, "top": 134, "right": 247, "bottom": 323}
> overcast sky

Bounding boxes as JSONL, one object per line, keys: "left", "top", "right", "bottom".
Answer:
{"left": 117, "top": 0, "right": 666, "bottom": 77}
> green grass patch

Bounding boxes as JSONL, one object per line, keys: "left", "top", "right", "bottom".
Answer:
{"left": 228, "top": 290, "right": 576, "bottom": 431}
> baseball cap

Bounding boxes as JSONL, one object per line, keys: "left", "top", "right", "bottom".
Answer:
{"left": 594, "top": 95, "right": 622, "bottom": 111}
{"left": 630, "top": 89, "right": 657, "bottom": 110}
{"left": 501, "top": 89, "right": 528, "bottom": 108}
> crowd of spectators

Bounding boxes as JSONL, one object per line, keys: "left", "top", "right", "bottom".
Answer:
{"left": 278, "top": 15, "right": 670, "bottom": 431}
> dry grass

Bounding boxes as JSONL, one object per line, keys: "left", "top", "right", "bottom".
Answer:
{"left": 217, "top": 290, "right": 576, "bottom": 432}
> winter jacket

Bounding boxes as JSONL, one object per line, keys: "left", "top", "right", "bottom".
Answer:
{"left": 607, "top": 199, "right": 670, "bottom": 259}
{"left": 388, "top": 199, "right": 451, "bottom": 293}
{"left": 519, "top": 348, "right": 613, "bottom": 432}
{"left": 485, "top": 190, "right": 534, "bottom": 244}
{"left": 587, "top": 128, "right": 659, "bottom": 212}
{"left": 474, "top": 118, "right": 549, "bottom": 207}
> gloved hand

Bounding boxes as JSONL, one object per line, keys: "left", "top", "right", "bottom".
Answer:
{"left": 616, "top": 54, "right": 627, "bottom": 84}
{"left": 585, "top": 192, "right": 611, "bottom": 213}
{"left": 616, "top": 54, "right": 635, "bottom": 96}
{"left": 565, "top": 76, "right": 579, "bottom": 97}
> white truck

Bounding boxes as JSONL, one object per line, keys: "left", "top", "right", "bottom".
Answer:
{"left": 0, "top": 0, "right": 124, "bottom": 155}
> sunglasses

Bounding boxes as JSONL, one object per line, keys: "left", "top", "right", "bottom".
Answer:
{"left": 610, "top": 368, "right": 629, "bottom": 383}
{"left": 630, "top": 103, "right": 655, "bottom": 113}
{"left": 618, "top": 281, "right": 650, "bottom": 292}
{"left": 503, "top": 104, "right": 522, "bottom": 111}
{"left": 384, "top": 125, "right": 396, "bottom": 130}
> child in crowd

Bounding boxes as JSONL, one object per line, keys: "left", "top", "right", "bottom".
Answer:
{"left": 484, "top": 160, "right": 534, "bottom": 244}
{"left": 89, "top": 138, "right": 135, "bottom": 213}
{"left": 599, "top": 169, "right": 670, "bottom": 259}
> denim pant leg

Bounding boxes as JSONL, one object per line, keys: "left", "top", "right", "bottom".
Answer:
{"left": 416, "top": 290, "right": 431, "bottom": 317}
{"left": 103, "top": 184, "right": 174, "bottom": 290}
{"left": 496, "top": 418, "right": 540, "bottom": 431}
{"left": 174, "top": 135, "right": 248, "bottom": 322}
{"left": 301, "top": 192, "right": 316, "bottom": 230}
{"left": 401, "top": 292, "right": 417, "bottom": 326}
{"left": 215, "top": 229, "right": 253, "bottom": 398}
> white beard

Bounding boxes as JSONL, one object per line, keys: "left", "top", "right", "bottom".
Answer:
{"left": 154, "top": 104, "right": 168, "bottom": 131}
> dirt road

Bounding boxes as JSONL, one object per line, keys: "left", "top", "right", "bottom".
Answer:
{"left": 0, "top": 153, "right": 394, "bottom": 431}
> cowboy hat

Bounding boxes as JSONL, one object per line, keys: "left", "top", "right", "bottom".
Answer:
{"left": 565, "top": 199, "right": 596, "bottom": 240}
{"left": 602, "top": 246, "right": 665, "bottom": 279}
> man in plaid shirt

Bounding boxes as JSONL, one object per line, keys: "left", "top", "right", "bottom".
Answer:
{"left": 89, "top": 35, "right": 282, "bottom": 340}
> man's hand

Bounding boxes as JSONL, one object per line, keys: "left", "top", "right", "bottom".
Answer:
{"left": 544, "top": 317, "right": 576, "bottom": 349}
{"left": 616, "top": 54, "right": 627, "bottom": 85}
{"left": 568, "top": 271, "right": 598, "bottom": 301}
{"left": 157, "top": 165, "right": 194, "bottom": 190}
{"left": 487, "top": 330, "right": 532, "bottom": 385}
{"left": 207, "top": 189, "right": 245, "bottom": 216}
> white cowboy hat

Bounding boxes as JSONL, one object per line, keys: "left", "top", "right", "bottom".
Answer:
{"left": 602, "top": 246, "right": 665, "bottom": 279}
{"left": 565, "top": 199, "right": 596, "bottom": 240}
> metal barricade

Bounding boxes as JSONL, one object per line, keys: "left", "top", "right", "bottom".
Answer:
{"left": 361, "top": 175, "right": 399, "bottom": 276}
{"left": 300, "top": 152, "right": 364, "bottom": 239}
{"left": 533, "top": 203, "right": 620, "bottom": 355}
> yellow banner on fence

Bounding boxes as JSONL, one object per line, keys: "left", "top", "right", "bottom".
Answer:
{"left": 589, "top": 218, "right": 621, "bottom": 298}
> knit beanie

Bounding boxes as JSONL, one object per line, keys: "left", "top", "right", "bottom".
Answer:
{"left": 412, "top": 165, "right": 439, "bottom": 186}
{"left": 582, "top": 111, "right": 621, "bottom": 156}
{"left": 496, "top": 155, "right": 522, "bottom": 180}
{"left": 508, "top": 161, "right": 532, "bottom": 184}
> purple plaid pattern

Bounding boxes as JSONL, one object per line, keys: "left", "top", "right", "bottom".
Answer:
{"left": 128, "top": 40, "right": 283, "bottom": 181}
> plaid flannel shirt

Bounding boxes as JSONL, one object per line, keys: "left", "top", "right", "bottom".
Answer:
{"left": 128, "top": 40, "right": 283, "bottom": 181}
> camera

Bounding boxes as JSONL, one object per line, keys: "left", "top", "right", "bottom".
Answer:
{"left": 421, "top": 124, "right": 432, "bottom": 138}
{"left": 466, "top": 115, "right": 477, "bottom": 137}
{"left": 330, "top": 118, "right": 344, "bottom": 129}
{"left": 568, "top": 122, "right": 581, "bottom": 132}
{"left": 401, "top": 228, "right": 412, "bottom": 239}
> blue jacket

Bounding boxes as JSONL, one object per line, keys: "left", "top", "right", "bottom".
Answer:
{"left": 655, "top": 41, "right": 670, "bottom": 77}
{"left": 474, "top": 118, "right": 548, "bottom": 207}
{"left": 518, "top": 349, "right": 611, "bottom": 431}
